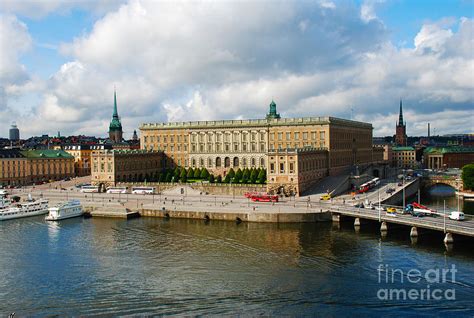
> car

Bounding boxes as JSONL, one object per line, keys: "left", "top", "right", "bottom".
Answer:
{"left": 320, "top": 194, "right": 331, "bottom": 201}
{"left": 385, "top": 188, "right": 395, "bottom": 194}
{"left": 354, "top": 203, "right": 364, "bottom": 208}
{"left": 386, "top": 207, "right": 397, "bottom": 213}
{"left": 397, "top": 182, "right": 403, "bottom": 186}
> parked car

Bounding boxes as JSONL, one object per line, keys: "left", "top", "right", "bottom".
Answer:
{"left": 386, "top": 207, "right": 397, "bottom": 213}
{"left": 320, "top": 194, "right": 331, "bottom": 201}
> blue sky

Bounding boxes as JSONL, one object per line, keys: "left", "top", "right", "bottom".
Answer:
{"left": 0, "top": 0, "right": 473, "bottom": 138}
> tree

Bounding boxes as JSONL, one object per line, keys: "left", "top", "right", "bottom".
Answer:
{"left": 257, "top": 168, "right": 266, "bottom": 184}
{"left": 224, "top": 174, "right": 231, "bottom": 183}
{"left": 462, "top": 164, "right": 474, "bottom": 191}
{"left": 228, "top": 168, "right": 235, "bottom": 179}
{"left": 234, "top": 168, "right": 243, "bottom": 183}
{"left": 200, "top": 168, "right": 209, "bottom": 179}
{"left": 216, "top": 175, "right": 222, "bottom": 183}
{"left": 187, "top": 167, "right": 194, "bottom": 178}
{"left": 173, "top": 167, "right": 181, "bottom": 179}
{"left": 194, "top": 167, "right": 201, "bottom": 179}
{"left": 158, "top": 173, "right": 164, "bottom": 183}
{"left": 165, "top": 171, "right": 173, "bottom": 182}
{"left": 250, "top": 168, "right": 258, "bottom": 184}
{"left": 208, "top": 174, "right": 215, "bottom": 183}
{"left": 242, "top": 168, "right": 250, "bottom": 183}
{"left": 180, "top": 168, "right": 187, "bottom": 183}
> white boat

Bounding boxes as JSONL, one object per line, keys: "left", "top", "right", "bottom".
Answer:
{"left": 0, "top": 196, "right": 49, "bottom": 221}
{"left": 46, "top": 200, "right": 83, "bottom": 221}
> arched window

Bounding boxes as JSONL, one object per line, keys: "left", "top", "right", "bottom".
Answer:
{"left": 216, "top": 157, "right": 221, "bottom": 167}
{"left": 200, "top": 158, "right": 204, "bottom": 167}
{"left": 242, "top": 158, "right": 247, "bottom": 167}
{"left": 251, "top": 157, "right": 256, "bottom": 167}
{"left": 208, "top": 158, "right": 212, "bottom": 167}
{"left": 192, "top": 158, "right": 196, "bottom": 167}
{"left": 260, "top": 157, "right": 265, "bottom": 167}
{"left": 224, "top": 157, "right": 231, "bottom": 167}
{"left": 233, "top": 157, "right": 239, "bottom": 167}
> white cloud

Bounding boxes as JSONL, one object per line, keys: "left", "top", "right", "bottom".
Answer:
{"left": 0, "top": 1, "right": 472, "bottom": 138}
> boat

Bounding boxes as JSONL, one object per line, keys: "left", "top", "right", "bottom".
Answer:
{"left": 46, "top": 200, "right": 83, "bottom": 221}
{"left": 0, "top": 196, "right": 49, "bottom": 221}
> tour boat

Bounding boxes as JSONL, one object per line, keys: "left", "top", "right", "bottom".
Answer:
{"left": 46, "top": 200, "right": 83, "bottom": 221}
{"left": 0, "top": 196, "right": 49, "bottom": 221}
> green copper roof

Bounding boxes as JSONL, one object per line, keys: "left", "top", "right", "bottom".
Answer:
{"left": 424, "top": 146, "right": 474, "bottom": 155}
{"left": 392, "top": 146, "right": 415, "bottom": 151}
{"left": 21, "top": 150, "right": 74, "bottom": 159}
{"left": 109, "top": 90, "right": 123, "bottom": 131}
{"left": 266, "top": 100, "right": 281, "bottom": 120}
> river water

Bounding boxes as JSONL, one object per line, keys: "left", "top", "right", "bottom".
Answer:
{"left": 1, "top": 212, "right": 473, "bottom": 316}
{"left": 421, "top": 184, "right": 474, "bottom": 215}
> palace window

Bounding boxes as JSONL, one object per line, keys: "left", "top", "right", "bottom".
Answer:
{"left": 286, "top": 132, "right": 291, "bottom": 140}
{"left": 294, "top": 132, "right": 299, "bottom": 140}
{"left": 280, "top": 163, "right": 285, "bottom": 173}
{"left": 303, "top": 132, "right": 308, "bottom": 140}
{"left": 270, "top": 163, "right": 275, "bottom": 173}
{"left": 278, "top": 132, "right": 282, "bottom": 141}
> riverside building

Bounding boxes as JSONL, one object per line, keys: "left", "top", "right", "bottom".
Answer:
{"left": 139, "top": 101, "right": 375, "bottom": 195}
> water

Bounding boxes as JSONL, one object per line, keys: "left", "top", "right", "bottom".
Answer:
{"left": 1, "top": 216, "right": 473, "bottom": 316}
{"left": 421, "top": 184, "right": 474, "bottom": 215}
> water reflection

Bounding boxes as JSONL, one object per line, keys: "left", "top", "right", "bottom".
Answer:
{"left": 421, "top": 184, "right": 473, "bottom": 214}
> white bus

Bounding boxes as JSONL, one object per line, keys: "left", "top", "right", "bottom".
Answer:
{"left": 106, "top": 187, "right": 128, "bottom": 194}
{"left": 80, "top": 185, "right": 99, "bottom": 193}
{"left": 131, "top": 186, "right": 155, "bottom": 195}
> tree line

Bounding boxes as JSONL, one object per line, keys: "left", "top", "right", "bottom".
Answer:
{"left": 140, "top": 167, "right": 266, "bottom": 184}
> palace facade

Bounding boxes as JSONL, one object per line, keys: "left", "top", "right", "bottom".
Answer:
{"left": 138, "top": 101, "right": 375, "bottom": 195}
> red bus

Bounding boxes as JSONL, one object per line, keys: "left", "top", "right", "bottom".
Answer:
{"left": 250, "top": 194, "right": 279, "bottom": 202}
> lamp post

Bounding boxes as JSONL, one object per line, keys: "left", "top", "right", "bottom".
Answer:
{"left": 443, "top": 200, "right": 446, "bottom": 233}
{"left": 402, "top": 169, "right": 406, "bottom": 208}
{"left": 378, "top": 185, "right": 381, "bottom": 222}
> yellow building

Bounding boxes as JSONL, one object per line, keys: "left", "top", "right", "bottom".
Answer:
{"left": 91, "top": 149, "right": 163, "bottom": 188}
{"left": 267, "top": 148, "right": 329, "bottom": 196}
{"left": 392, "top": 146, "right": 416, "bottom": 169}
{"left": 63, "top": 144, "right": 112, "bottom": 176}
{"left": 140, "top": 101, "right": 374, "bottom": 177}
{"left": 0, "top": 149, "right": 75, "bottom": 186}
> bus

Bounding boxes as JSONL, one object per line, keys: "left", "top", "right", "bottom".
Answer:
{"left": 106, "top": 187, "right": 128, "bottom": 194}
{"left": 250, "top": 194, "right": 279, "bottom": 202}
{"left": 80, "top": 185, "right": 99, "bottom": 193}
{"left": 131, "top": 186, "right": 155, "bottom": 195}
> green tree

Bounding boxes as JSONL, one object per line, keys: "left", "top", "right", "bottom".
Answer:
{"left": 165, "top": 171, "right": 173, "bottom": 182}
{"left": 187, "top": 167, "right": 194, "bottom": 178}
{"left": 173, "top": 167, "right": 180, "bottom": 179}
{"left": 200, "top": 168, "right": 209, "bottom": 179}
{"left": 180, "top": 168, "right": 187, "bottom": 183}
{"left": 462, "top": 164, "right": 474, "bottom": 190}
{"left": 242, "top": 168, "right": 250, "bottom": 183}
{"left": 194, "top": 167, "right": 201, "bottom": 179}
{"left": 224, "top": 174, "right": 231, "bottom": 183}
{"left": 158, "top": 173, "right": 164, "bottom": 183}
{"left": 234, "top": 168, "right": 243, "bottom": 183}
{"left": 216, "top": 175, "right": 222, "bottom": 183}
{"left": 228, "top": 168, "right": 235, "bottom": 179}
{"left": 208, "top": 174, "right": 215, "bottom": 183}
{"left": 250, "top": 168, "right": 258, "bottom": 184}
{"left": 257, "top": 168, "right": 266, "bottom": 184}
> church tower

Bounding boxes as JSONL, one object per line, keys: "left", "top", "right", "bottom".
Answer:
{"left": 109, "top": 89, "right": 123, "bottom": 143}
{"left": 395, "top": 99, "right": 407, "bottom": 146}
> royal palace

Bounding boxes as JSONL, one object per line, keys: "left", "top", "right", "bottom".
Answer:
{"left": 138, "top": 101, "right": 381, "bottom": 195}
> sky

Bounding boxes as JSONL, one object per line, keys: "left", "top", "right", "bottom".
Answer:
{"left": 0, "top": 0, "right": 473, "bottom": 139}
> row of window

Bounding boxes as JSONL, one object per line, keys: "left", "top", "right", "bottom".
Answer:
{"left": 271, "top": 131, "right": 325, "bottom": 141}
{"left": 189, "top": 156, "right": 266, "bottom": 169}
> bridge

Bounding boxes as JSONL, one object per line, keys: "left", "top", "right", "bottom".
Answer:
{"left": 421, "top": 174, "right": 463, "bottom": 191}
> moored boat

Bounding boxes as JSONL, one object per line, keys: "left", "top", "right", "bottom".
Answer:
{"left": 46, "top": 200, "right": 83, "bottom": 221}
{"left": 0, "top": 196, "right": 49, "bottom": 221}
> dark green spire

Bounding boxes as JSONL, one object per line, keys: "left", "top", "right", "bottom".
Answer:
{"left": 266, "top": 100, "right": 281, "bottom": 120}
{"left": 109, "top": 89, "right": 122, "bottom": 131}
{"left": 398, "top": 99, "right": 404, "bottom": 126}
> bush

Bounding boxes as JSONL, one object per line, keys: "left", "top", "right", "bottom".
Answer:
{"left": 216, "top": 175, "right": 222, "bottom": 183}
{"left": 462, "top": 164, "right": 474, "bottom": 191}
{"left": 158, "top": 173, "right": 164, "bottom": 182}
{"left": 242, "top": 168, "right": 250, "bottom": 183}
{"left": 228, "top": 168, "right": 235, "bottom": 179}
{"left": 224, "top": 174, "right": 231, "bottom": 183}
{"left": 208, "top": 174, "right": 215, "bottom": 183}
{"left": 165, "top": 171, "right": 173, "bottom": 183}
{"left": 180, "top": 168, "right": 187, "bottom": 182}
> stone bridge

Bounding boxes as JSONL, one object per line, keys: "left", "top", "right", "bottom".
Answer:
{"left": 421, "top": 175, "right": 463, "bottom": 191}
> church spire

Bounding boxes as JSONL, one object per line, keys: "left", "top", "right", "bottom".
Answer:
{"left": 113, "top": 88, "right": 119, "bottom": 118}
{"left": 398, "top": 98, "right": 404, "bottom": 126}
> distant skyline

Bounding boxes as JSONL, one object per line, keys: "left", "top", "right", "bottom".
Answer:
{"left": 0, "top": 0, "right": 473, "bottom": 139}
